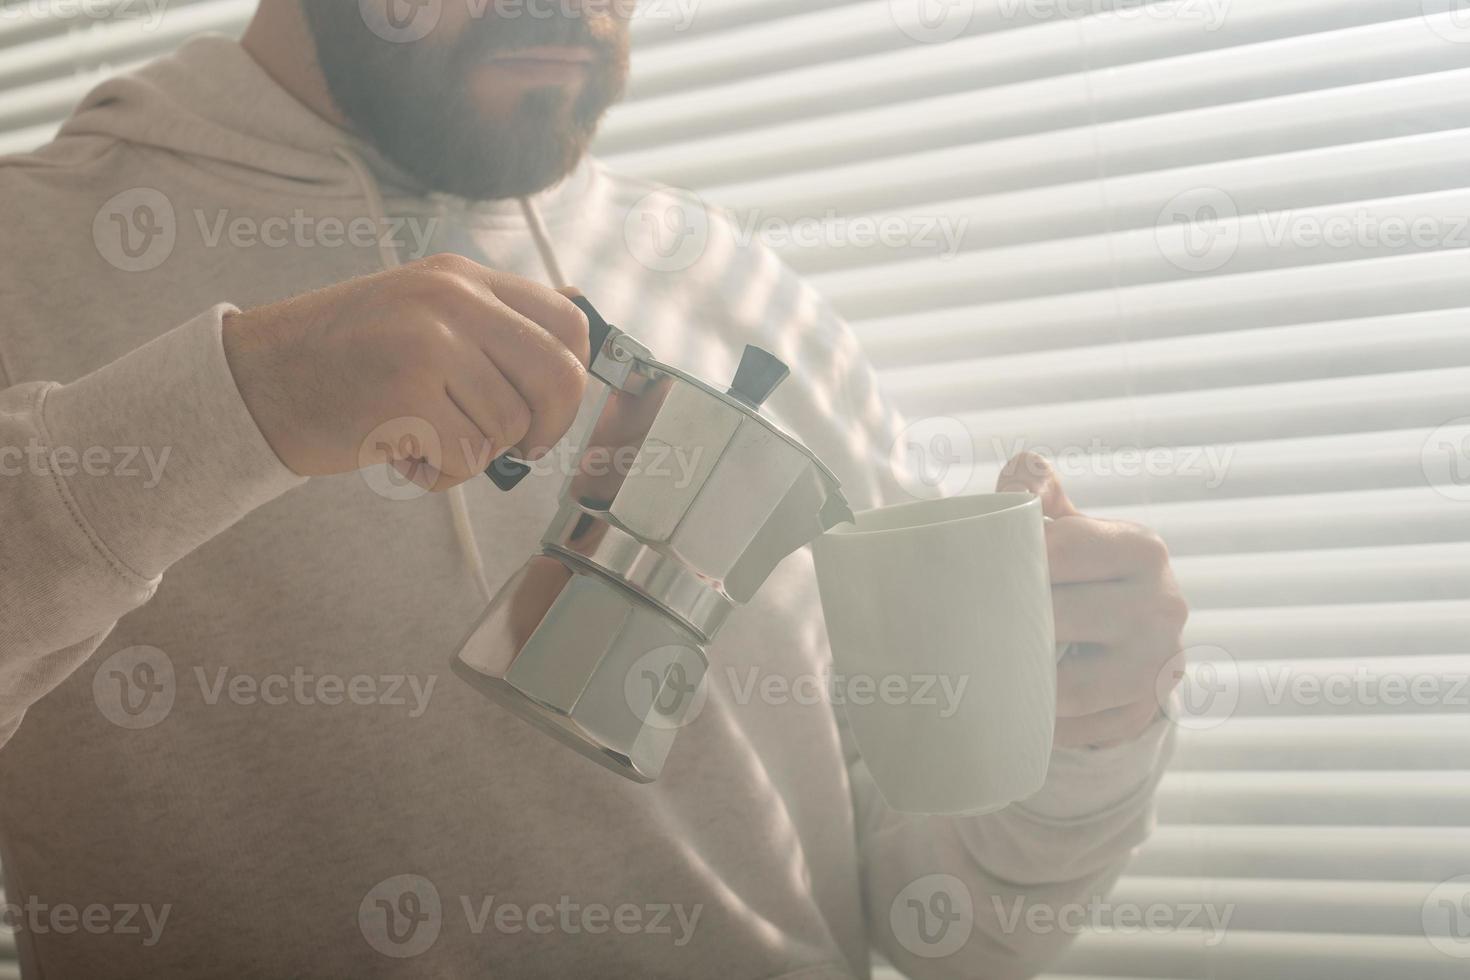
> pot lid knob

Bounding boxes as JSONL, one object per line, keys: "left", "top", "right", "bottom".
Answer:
{"left": 727, "top": 345, "right": 789, "bottom": 409}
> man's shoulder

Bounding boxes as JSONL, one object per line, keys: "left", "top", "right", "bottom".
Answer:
{"left": 0, "top": 132, "right": 142, "bottom": 259}
{"left": 0, "top": 130, "right": 127, "bottom": 190}
{"left": 585, "top": 158, "right": 797, "bottom": 303}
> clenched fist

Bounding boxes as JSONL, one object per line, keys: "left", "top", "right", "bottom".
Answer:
{"left": 997, "top": 452, "right": 1190, "bottom": 749}
{"left": 222, "top": 253, "right": 590, "bottom": 492}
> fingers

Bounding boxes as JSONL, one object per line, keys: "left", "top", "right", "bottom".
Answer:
{"left": 445, "top": 354, "right": 533, "bottom": 471}
{"left": 373, "top": 398, "right": 491, "bottom": 493}
{"left": 1047, "top": 516, "right": 1172, "bottom": 584}
{"left": 474, "top": 303, "right": 588, "bottom": 458}
{"left": 419, "top": 262, "right": 587, "bottom": 460}
{"left": 485, "top": 271, "right": 592, "bottom": 368}
{"left": 417, "top": 255, "right": 588, "bottom": 370}
{"left": 996, "top": 451, "right": 1080, "bottom": 519}
{"left": 1057, "top": 643, "right": 1180, "bottom": 717}
{"left": 1055, "top": 697, "right": 1161, "bottom": 749}
{"left": 411, "top": 255, "right": 591, "bottom": 458}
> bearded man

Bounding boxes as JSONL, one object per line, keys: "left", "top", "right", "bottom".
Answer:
{"left": 0, "top": 2, "right": 1185, "bottom": 976}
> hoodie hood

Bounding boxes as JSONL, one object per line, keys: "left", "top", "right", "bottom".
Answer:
{"left": 58, "top": 34, "right": 595, "bottom": 222}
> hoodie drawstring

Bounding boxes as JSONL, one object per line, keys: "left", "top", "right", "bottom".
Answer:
{"left": 517, "top": 197, "right": 569, "bottom": 290}
{"left": 333, "top": 145, "right": 503, "bottom": 605}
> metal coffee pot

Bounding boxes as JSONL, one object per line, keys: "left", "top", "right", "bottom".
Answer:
{"left": 452, "top": 297, "right": 854, "bottom": 782}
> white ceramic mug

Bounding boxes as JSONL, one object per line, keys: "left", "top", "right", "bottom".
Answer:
{"left": 811, "top": 492, "right": 1057, "bottom": 816}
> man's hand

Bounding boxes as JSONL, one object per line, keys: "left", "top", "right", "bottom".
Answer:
{"left": 998, "top": 452, "right": 1189, "bottom": 749}
{"left": 222, "top": 253, "right": 590, "bottom": 492}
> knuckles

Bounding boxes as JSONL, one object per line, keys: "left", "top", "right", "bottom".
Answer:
{"left": 539, "top": 341, "right": 589, "bottom": 397}
{"left": 1121, "top": 521, "right": 1172, "bottom": 569}
{"left": 497, "top": 397, "right": 533, "bottom": 447}
{"left": 1154, "top": 590, "right": 1191, "bottom": 636}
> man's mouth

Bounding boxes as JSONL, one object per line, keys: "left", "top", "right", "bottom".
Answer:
{"left": 482, "top": 45, "right": 596, "bottom": 83}
{"left": 487, "top": 45, "right": 596, "bottom": 64}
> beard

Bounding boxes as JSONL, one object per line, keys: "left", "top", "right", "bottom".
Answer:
{"left": 300, "top": 1, "right": 629, "bottom": 200}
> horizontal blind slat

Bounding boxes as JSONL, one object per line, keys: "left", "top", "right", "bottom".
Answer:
{"left": 1057, "top": 929, "right": 1467, "bottom": 979}
{"left": 880, "top": 307, "right": 1470, "bottom": 415}
{"left": 1172, "top": 545, "right": 1470, "bottom": 607}
{"left": 1112, "top": 487, "right": 1470, "bottom": 555}
{"left": 1156, "top": 770, "right": 1470, "bottom": 825}
{"left": 1132, "top": 823, "right": 1470, "bottom": 880}
{"left": 1185, "top": 602, "right": 1470, "bottom": 661}
{"left": 1172, "top": 715, "right": 1470, "bottom": 770}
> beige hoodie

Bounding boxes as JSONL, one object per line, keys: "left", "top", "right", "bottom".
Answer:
{"left": 0, "top": 36, "right": 1171, "bottom": 980}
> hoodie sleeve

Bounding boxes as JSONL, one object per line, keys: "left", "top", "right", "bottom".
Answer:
{"left": 750, "top": 265, "right": 1174, "bottom": 978}
{"left": 853, "top": 720, "right": 1174, "bottom": 980}
{"left": 0, "top": 304, "right": 304, "bottom": 745}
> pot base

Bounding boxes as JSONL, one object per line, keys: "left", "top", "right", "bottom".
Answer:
{"left": 450, "top": 658, "right": 656, "bottom": 783}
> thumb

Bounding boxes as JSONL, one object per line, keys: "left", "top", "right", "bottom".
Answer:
{"left": 997, "top": 451, "right": 1081, "bottom": 519}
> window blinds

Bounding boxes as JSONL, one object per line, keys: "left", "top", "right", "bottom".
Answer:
{"left": 2, "top": 2, "right": 1467, "bottom": 978}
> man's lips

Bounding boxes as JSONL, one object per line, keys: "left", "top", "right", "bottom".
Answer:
{"left": 483, "top": 45, "right": 596, "bottom": 66}
{"left": 476, "top": 45, "right": 596, "bottom": 86}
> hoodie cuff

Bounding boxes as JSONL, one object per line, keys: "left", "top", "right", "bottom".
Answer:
{"left": 40, "top": 304, "right": 306, "bottom": 582}
{"left": 1015, "top": 715, "right": 1176, "bottom": 825}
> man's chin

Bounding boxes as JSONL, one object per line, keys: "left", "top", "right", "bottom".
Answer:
{"left": 383, "top": 131, "right": 588, "bottom": 201}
